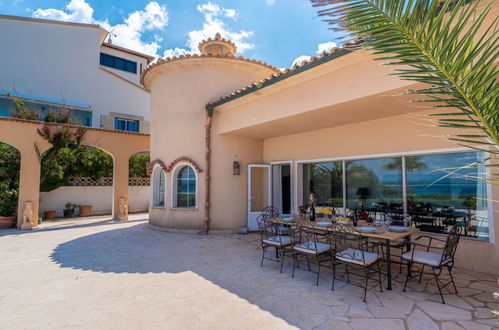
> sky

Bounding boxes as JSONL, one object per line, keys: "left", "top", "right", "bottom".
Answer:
{"left": 0, "top": 0, "right": 346, "bottom": 68}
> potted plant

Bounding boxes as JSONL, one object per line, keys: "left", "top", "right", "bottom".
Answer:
{"left": 0, "top": 197, "right": 16, "bottom": 229}
{"left": 44, "top": 210, "right": 57, "bottom": 219}
{"left": 63, "top": 202, "right": 76, "bottom": 218}
{"left": 78, "top": 205, "right": 92, "bottom": 217}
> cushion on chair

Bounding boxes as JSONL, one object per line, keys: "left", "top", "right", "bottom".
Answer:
{"left": 336, "top": 248, "right": 378, "bottom": 266}
{"left": 401, "top": 250, "right": 449, "bottom": 267}
{"left": 293, "top": 241, "right": 330, "bottom": 254}
{"left": 263, "top": 235, "right": 294, "bottom": 247}
{"left": 277, "top": 226, "right": 289, "bottom": 234}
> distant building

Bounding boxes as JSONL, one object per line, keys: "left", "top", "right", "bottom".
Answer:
{"left": 0, "top": 14, "right": 152, "bottom": 133}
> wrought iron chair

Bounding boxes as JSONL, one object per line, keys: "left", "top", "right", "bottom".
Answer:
{"left": 331, "top": 225, "right": 383, "bottom": 302}
{"left": 257, "top": 214, "right": 295, "bottom": 273}
{"left": 290, "top": 219, "right": 333, "bottom": 285}
{"left": 262, "top": 205, "right": 289, "bottom": 234}
{"left": 402, "top": 224, "right": 462, "bottom": 304}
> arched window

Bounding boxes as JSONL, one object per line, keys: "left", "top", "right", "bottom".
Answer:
{"left": 152, "top": 165, "right": 166, "bottom": 207}
{"left": 174, "top": 165, "right": 196, "bottom": 208}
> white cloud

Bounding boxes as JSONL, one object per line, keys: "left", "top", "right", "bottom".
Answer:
{"left": 32, "top": 0, "right": 168, "bottom": 56}
{"left": 265, "top": 0, "right": 276, "bottom": 5}
{"left": 290, "top": 55, "right": 311, "bottom": 67}
{"left": 162, "top": 2, "right": 253, "bottom": 58}
{"left": 289, "top": 41, "right": 339, "bottom": 67}
{"left": 316, "top": 41, "right": 338, "bottom": 54}
{"left": 162, "top": 47, "right": 190, "bottom": 58}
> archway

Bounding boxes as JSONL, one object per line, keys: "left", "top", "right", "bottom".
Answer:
{"left": 0, "top": 142, "right": 21, "bottom": 228}
{"left": 128, "top": 151, "right": 150, "bottom": 214}
{"left": 39, "top": 146, "right": 115, "bottom": 219}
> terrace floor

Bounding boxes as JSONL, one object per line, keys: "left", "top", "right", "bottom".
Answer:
{"left": 0, "top": 214, "right": 497, "bottom": 329}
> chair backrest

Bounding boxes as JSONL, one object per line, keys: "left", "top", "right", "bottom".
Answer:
{"left": 441, "top": 224, "right": 462, "bottom": 263}
{"left": 257, "top": 214, "right": 276, "bottom": 241}
{"left": 331, "top": 225, "right": 369, "bottom": 264}
{"left": 262, "top": 206, "right": 280, "bottom": 220}
{"left": 290, "top": 219, "right": 330, "bottom": 252}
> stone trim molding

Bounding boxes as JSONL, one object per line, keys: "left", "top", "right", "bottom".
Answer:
{"left": 146, "top": 159, "right": 167, "bottom": 176}
{"left": 166, "top": 157, "right": 203, "bottom": 173}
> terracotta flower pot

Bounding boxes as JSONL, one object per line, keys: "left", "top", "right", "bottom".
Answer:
{"left": 0, "top": 216, "right": 15, "bottom": 229}
{"left": 79, "top": 205, "right": 92, "bottom": 217}
{"left": 44, "top": 210, "right": 57, "bottom": 219}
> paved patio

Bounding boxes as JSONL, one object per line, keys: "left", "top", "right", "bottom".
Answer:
{"left": 0, "top": 215, "right": 497, "bottom": 329}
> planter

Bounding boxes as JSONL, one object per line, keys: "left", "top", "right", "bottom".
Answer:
{"left": 78, "top": 205, "right": 92, "bottom": 217}
{"left": 44, "top": 210, "right": 57, "bottom": 219}
{"left": 63, "top": 209, "right": 75, "bottom": 218}
{"left": 0, "top": 216, "right": 15, "bottom": 229}
{"left": 357, "top": 219, "right": 368, "bottom": 227}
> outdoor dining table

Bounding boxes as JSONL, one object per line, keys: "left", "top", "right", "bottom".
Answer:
{"left": 271, "top": 217, "right": 419, "bottom": 290}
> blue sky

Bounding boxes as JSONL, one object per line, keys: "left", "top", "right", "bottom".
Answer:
{"left": 0, "top": 0, "right": 345, "bottom": 68}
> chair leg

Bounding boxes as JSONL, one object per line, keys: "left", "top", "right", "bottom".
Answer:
{"left": 292, "top": 252, "right": 297, "bottom": 278}
{"left": 377, "top": 262, "right": 383, "bottom": 292}
{"left": 418, "top": 265, "right": 425, "bottom": 284}
{"left": 305, "top": 255, "right": 311, "bottom": 271}
{"left": 363, "top": 267, "right": 369, "bottom": 302}
{"left": 345, "top": 264, "right": 351, "bottom": 283}
{"left": 432, "top": 267, "right": 446, "bottom": 304}
{"left": 280, "top": 249, "right": 285, "bottom": 273}
{"left": 316, "top": 255, "right": 321, "bottom": 286}
{"left": 331, "top": 262, "right": 336, "bottom": 291}
{"left": 448, "top": 266, "right": 458, "bottom": 294}
{"left": 261, "top": 246, "right": 265, "bottom": 267}
{"left": 403, "top": 262, "right": 412, "bottom": 292}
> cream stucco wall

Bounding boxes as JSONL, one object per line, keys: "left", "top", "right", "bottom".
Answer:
{"left": 147, "top": 58, "right": 276, "bottom": 232}
{"left": 40, "top": 185, "right": 150, "bottom": 216}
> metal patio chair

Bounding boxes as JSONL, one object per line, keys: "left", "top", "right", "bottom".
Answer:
{"left": 331, "top": 225, "right": 383, "bottom": 302}
{"left": 257, "top": 214, "right": 294, "bottom": 273}
{"left": 402, "top": 224, "right": 462, "bottom": 304}
{"left": 290, "top": 219, "right": 333, "bottom": 286}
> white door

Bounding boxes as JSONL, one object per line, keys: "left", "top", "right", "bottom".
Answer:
{"left": 247, "top": 164, "right": 272, "bottom": 231}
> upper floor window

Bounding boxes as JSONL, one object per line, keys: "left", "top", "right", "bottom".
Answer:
{"left": 174, "top": 165, "right": 197, "bottom": 208}
{"left": 114, "top": 118, "right": 139, "bottom": 132}
{"left": 100, "top": 53, "right": 137, "bottom": 74}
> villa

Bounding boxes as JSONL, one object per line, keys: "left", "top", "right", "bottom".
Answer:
{"left": 143, "top": 29, "right": 498, "bottom": 276}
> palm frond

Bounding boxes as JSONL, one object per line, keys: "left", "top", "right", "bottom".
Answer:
{"left": 311, "top": 0, "right": 498, "bottom": 179}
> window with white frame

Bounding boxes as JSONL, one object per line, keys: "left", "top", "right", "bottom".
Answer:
{"left": 152, "top": 166, "right": 166, "bottom": 207}
{"left": 173, "top": 165, "right": 196, "bottom": 208}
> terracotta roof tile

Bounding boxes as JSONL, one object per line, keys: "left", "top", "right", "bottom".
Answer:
{"left": 141, "top": 53, "right": 280, "bottom": 89}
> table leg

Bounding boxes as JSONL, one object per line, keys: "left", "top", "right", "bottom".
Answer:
{"left": 404, "top": 236, "right": 412, "bottom": 277}
{"left": 386, "top": 239, "right": 392, "bottom": 290}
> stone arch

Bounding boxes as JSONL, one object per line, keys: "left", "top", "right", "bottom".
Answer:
{"left": 165, "top": 157, "right": 203, "bottom": 173}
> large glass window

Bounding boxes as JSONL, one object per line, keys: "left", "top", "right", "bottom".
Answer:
{"left": 176, "top": 166, "right": 196, "bottom": 208}
{"left": 302, "top": 162, "right": 343, "bottom": 208}
{"left": 406, "top": 152, "right": 488, "bottom": 240}
{"left": 346, "top": 157, "right": 403, "bottom": 211}
{"left": 300, "top": 151, "right": 490, "bottom": 241}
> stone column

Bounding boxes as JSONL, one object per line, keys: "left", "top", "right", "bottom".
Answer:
{"left": 113, "top": 153, "right": 130, "bottom": 220}
{"left": 17, "top": 149, "right": 41, "bottom": 228}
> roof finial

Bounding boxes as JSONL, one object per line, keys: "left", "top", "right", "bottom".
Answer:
{"left": 198, "top": 33, "right": 237, "bottom": 56}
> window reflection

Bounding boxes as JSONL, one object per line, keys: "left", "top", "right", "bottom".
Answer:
{"left": 302, "top": 162, "right": 343, "bottom": 209}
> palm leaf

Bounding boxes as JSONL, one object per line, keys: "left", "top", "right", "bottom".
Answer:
{"left": 311, "top": 0, "right": 498, "bottom": 181}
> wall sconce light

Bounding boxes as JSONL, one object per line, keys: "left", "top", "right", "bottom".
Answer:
{"left": 233, "top": 161, "right": 241, "bottom": 175}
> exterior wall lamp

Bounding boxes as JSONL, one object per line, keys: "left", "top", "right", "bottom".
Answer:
{"left": 233, "top": 161, "right": 241, "bottom": 175}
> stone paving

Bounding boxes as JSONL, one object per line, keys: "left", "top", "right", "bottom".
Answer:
{"left": 0, "top": 215, "right": 498, "bottom": 329}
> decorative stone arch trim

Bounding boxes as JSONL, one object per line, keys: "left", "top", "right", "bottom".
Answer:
{"left": 166, "top": 157, "right": 203, "bottom": 173}
{"left": 146, "top": 159, "right": 167, "bottom": 176}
